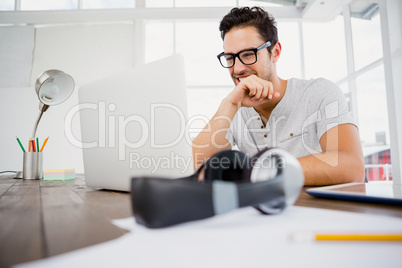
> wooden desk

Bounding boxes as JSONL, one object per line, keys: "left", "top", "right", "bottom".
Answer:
{"left": 1, "top": 175, "right": 401, "bottom": 268}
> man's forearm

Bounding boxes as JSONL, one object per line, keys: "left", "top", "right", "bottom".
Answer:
{"left": 192, "top": 98, "right": 239, "bottom": 169}
{"left": 299, "top": 151, "right": 365, "bottom": 186}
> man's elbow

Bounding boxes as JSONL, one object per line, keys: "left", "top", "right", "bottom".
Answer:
{"left": 345, "top": 157, "right": 365, "bottom": 183}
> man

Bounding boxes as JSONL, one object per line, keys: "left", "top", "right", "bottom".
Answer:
{"left": 192, "top": 6, "right": 364, "bottom": 186}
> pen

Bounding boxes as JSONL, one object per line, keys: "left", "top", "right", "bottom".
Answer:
{"left": 40, "top": 137, "right": 49, "bottom": 152}
{"left": 16, "top": 136, "right": 26, "bottom": 152}
{"left": 291, "top": 232, "right": 402, "bottom": 242}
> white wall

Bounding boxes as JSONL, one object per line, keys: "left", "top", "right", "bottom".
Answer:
{"left": 31, "top": 23, "right": 136, "bottom": 85}
{"left": 0, "top": 23, "right": 136, "bottom": 173}
{"left": 0, "top": 26, "right": 34, "bottom": 87}
{"left": 0, "top": 87, "right": 84, "bottom": 172}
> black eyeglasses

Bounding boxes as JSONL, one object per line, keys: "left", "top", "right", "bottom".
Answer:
{"left": 217, "top": 41, "right": 271, "bottom": 68}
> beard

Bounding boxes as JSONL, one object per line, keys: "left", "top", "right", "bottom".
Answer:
{"left": 232, "top": 69, "right": 273, "bottom": 86}
{"left": 231, "top": 60, "right": 274, "bottom": 85}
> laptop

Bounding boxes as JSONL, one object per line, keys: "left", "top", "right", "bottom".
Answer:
{"left": 78, "top": 54, "right": 193, "bottom": 191}
{"left": 305, "top": 181, "right": 402, "bottom": 205}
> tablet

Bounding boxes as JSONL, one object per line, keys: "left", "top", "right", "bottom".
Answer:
{"left": 305, "top": 182, "right": 402, "bottom": 205}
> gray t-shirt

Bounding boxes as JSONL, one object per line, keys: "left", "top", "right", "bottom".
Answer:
{"left": 225, "top": 78, "right": 356, "bottom": 158}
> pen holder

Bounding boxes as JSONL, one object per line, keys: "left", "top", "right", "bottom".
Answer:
{"left": 22, "top": 152, "right": 43, "bottom": 180}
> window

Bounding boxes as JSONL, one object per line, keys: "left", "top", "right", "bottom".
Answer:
{"left": 356, "top": 65, "right": 389, "bottom": 145}
{"left": 176, "top": 20, "right": 233, "bottom": 132}
{"left": 276, "top": 21, "right": 302, "bottom": 79}
{"left": 145, "top": 0, "right": 281, "bottom": 8}
{"left": 348, "top": 11, "right": 391, "bottom": 181}
{"left": 82, "top": 0, "right": 135, "bottom": 9}
{"left": 238, "top": 0, "right": 282, "bottom": 7}
{"left": 20, "top": 0, "right": 78, "bottom": 10}
{"left": 18, "top": 0, "right": 137, "bottom": 10}
{"left": 174, "top": 0, "right": 235, "bottom": 7}
{"left": 0, "top": 0, "right": 14, "bottom": 11}
{"left": 146, "top": 0, "right": 174, "bottom": 8}
{"left": 145, "top": 21, "right": 175, "bottom": 63}
{"left": 351, "top": 14, "right": 383, "bottom": 71}
{"left": 303, "top": 16, "right": 347, "bottom": 82}
{"left": 144, "top": 20, "right": 233, "bottom": 132}
{"left": 175, "top": 20, "right": 231, "bottom": 86}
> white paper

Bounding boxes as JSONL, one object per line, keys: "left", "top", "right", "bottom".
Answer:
{"left": 15, "top": 206, "right": 402, "bottom": 268}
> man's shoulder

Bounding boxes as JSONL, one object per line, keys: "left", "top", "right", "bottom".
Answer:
{"left": 288, "top": 77, "right": 342, "bottom": 102}
{"left": 289, "top": 77, "right": 337, "bottom": 92}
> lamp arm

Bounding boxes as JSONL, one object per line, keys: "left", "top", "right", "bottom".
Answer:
{"left": 31, "top": 104, "right": 49, "bottom": 138}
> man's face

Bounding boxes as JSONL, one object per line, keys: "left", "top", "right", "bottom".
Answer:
{"left": 223, "top": 26, "right": 273, "bottom": 86}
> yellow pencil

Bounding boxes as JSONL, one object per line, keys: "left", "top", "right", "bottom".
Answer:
{"left": 40, "top": 137, "right": 49, "bottom": 152}
{"left": 315, "top": 233, "right": 402, "bottom": 242}
{"left": 291, "top": 232, "right": 402, "bottom": 242}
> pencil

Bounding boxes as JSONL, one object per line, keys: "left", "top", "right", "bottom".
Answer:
{"left": 16, "top": 136, "right": 26, "bottom": 152}
{"left": 40, "top": 137, "right": 49, "bottom": 152}
{"left": 36, "top": 137, "right": 39, "bottom": 152}
{"left": 28, "top": 139, "right": 31, "bottom": 152}
{"left": 315, "top": 233, "right": 402, "bottom": 242}
{"left": 291, "top": 232, "right": 402, "bottom": 242}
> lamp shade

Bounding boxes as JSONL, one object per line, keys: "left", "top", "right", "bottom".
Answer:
{"left": 35, "top": 69, "right": 75, "bottom": 106}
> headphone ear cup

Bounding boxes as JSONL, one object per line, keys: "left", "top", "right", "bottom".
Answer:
{"left": 241, "top": 147, "right": 277, "bottom": 183}
{"left": 247, "top": 148, "right": 304, "bottom": 214}
{"left": 246, "top": 147, "right": 280, "bottom": 183}
{"left": 203, "top": 150, "right": 249, "bottom": 183}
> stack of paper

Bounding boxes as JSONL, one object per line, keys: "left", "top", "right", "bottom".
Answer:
{"left": 43, "top": 169, "right": 75, "bottom": 181}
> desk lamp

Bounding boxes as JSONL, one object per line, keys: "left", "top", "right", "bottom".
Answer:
{"left": 32, "top": 69, "right": 75, "bottom": 138}
{"left": 14, "top": 70, "right": 75, "bottom": 179}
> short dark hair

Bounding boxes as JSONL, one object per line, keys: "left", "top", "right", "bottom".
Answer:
{"left": 219, "top": 6, "right": 278, "bottom": 54}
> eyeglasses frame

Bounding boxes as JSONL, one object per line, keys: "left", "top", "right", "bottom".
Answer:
{"left": 217, "top": 41, "right": 272, "bottom": 68}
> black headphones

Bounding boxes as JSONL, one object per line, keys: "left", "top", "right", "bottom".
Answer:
{"left": 130, "top": 148, "right": 304, "bottom": 228}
